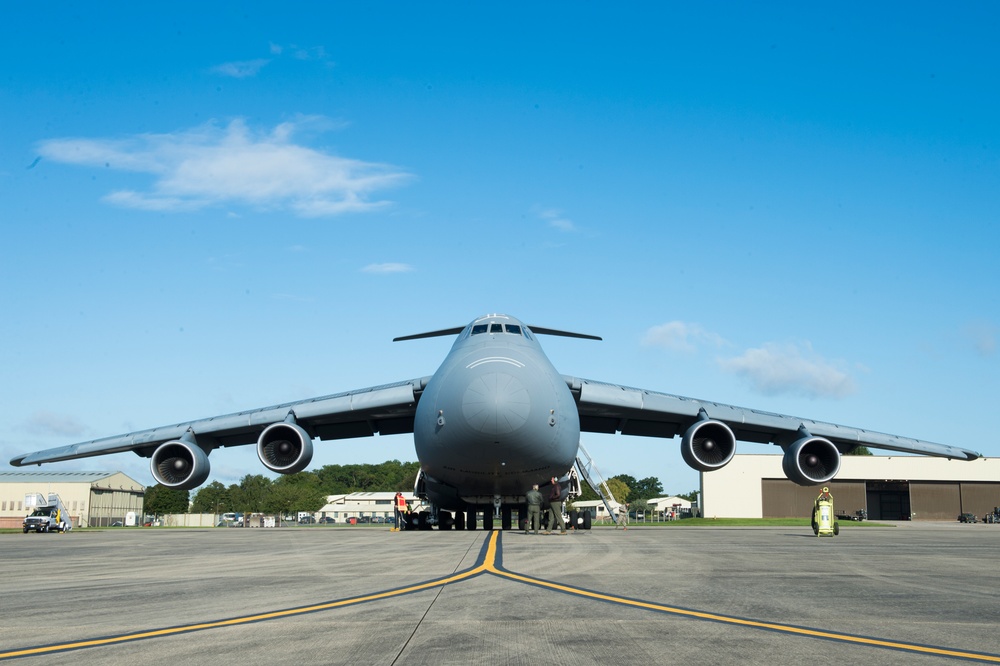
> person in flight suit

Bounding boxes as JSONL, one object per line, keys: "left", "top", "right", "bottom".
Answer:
{"left": 525, "top": 484, "right": 543, "bottom": 534}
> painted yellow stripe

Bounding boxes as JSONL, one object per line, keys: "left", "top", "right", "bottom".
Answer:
{"left": 489, "top": 567, "right": 1000, "bottom": 662}
{"left": 4, "top": 531, "right": 997, "bottom": 663}
{"left": 0, "top": 535, "right": 498, "bottom": 661}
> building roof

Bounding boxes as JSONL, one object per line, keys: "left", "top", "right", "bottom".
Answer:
{"left": 0, "top": 471, "right": 126, "bottom": 484}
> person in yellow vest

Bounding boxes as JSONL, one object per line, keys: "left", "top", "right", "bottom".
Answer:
{"left": 394, "top": 492, "right": 407, "bottom": 531}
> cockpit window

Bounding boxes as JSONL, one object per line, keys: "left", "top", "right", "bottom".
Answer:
{"left": 471, "top": 322, "right": 523, "bottom": 336}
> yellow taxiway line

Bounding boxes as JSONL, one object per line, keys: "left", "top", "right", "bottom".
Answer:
{"left": 3, "top": 530, "right": 998, "bottom": 662}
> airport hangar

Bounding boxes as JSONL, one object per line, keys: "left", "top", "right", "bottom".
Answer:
{"left": 0, "top": 471, "right": 145, "bottom": 528}
{"left": 702, "top": 454, "right": 1000, "bottom": 520}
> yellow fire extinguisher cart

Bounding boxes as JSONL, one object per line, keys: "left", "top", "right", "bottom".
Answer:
{"left": 812, "top": 487, "right": 839, "bottom": 537}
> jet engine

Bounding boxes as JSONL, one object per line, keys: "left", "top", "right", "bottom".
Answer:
{"left": 257, "top": 421, "right": 313, "bottom": 474}
{"left": 782, "top": 436, "right": 841, "bottom": 486}
{"left": 681, "top": 418, "right": 737, "bottom": 472}
{"left": 151, "top": 439, "right": 211, "bottom": 489}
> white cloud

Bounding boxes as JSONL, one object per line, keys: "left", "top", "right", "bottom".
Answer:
{"left": 642, "top": 321, "right": 727, "bottom": 353}
{"left": 536, "top": 207, "right": 576, "bottom": 232}
{"left": 23, "top": 411, "right": 90, "bottom": 438}
{"left": 211, "top": 59, "right": 271, "bottom": 78}
{"left": 362, "top": 263, "right": 414, "bottom": 274}
{"left": 719, "top": 342, "right": 857, "bottom": 399}
{"left": 37, "top": 118, "right": 413, "bottom": 217}
{"left": 964, "top": 321, "right": 997, "bottom": 357}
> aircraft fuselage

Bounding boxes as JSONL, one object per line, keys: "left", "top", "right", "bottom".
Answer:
{"left": 413, "top": 315, "right": 579, "bottom": 508}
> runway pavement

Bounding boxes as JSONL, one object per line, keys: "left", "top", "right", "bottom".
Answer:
{"left": 2, "top": 522, "right": 999, "bottom": 665}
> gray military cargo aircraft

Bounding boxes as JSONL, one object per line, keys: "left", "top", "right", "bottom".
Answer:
{"left": 10, "top": 313, "right": 981, "bottom": 529}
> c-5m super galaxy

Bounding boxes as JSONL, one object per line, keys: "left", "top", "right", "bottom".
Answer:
{"left": 11, "top": 313, "right": 981, "bottom": 529}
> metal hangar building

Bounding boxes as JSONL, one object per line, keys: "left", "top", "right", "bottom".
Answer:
{"left": 701, "top": 455, "right": 1000, "bottom": 521}
{"left": 0, "top": 471, "right": 145, "bottom": 528}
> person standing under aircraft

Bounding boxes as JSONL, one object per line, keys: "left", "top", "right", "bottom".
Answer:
{"left": 393, "top": 492, "right": 406, "bottom": 531}
{"left": 617, "top": 502, "right": 629, "bottom": 530}
{"left": 546, "top": 477, "right": 567, "bottom": 535}
{"left": 525, "top": 484, "right": 543, "bottom": 535}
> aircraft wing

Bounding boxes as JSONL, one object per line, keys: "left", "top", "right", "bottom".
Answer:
{"left": 10, "top": 377, "right": 430, "bottom": 466}
{"left": 565, "top": 376, "right": 980, "bottom": 461}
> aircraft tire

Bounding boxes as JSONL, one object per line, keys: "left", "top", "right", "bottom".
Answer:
{"left": 483, "top": 512, "right": 493, "bottom": 531}
{"left": 582, "top": 512, "right": 592, "bottom": 530}
{"left": 454, "top": 511, "right": 466, "bottom": 530}
{"left": 501, "top": 506, "right": 512, "bottom": 530}
{"left": 466, "top": 509, "right": 477, "bottom": 530}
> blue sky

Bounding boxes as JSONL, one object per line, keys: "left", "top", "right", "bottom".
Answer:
{"left": 2, "top": 3, "right": 998, "bottom": 495}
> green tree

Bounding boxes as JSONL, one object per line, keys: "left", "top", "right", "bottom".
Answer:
{"left": 268, "top": 472, "right": 326, "bottom": 517}
{"left": 629, "top": 476, "right": 664, "bottom": 502}
{"left": 229, "top": 474, "right": 272, "bottom": 514}
{"left": 191, "top": 481, "right": 230, "bottom": 514}
{"left": 143, "top": 484, "right": 190, "bottom": 516}
{"left": 314, "top": 461, "right": 421, "bottom": 495}
{"left": 604, "top": 478, "right": 630, "bottom": 505}
{"left": 844, "top": 446, "right": 873, "bottom": 456}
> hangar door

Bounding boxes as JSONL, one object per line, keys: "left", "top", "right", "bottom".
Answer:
{"left": 761, "top": 480, "right": 866, "bottom": 519}
{"left": 908, "top": 482, "right": 960, "bottom": 521}
{"left": 959, "top": 482, "right": 1000, "bottom": 517}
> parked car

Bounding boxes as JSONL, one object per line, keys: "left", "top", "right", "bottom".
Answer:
{"left": 298, "top": 516, "right": 316, "bottom": 524}
{"left": 958, "top": 512, "right": 979, "bottom": 523}
{"left": 319, "top": 517, "right": 336, "bottom": 524}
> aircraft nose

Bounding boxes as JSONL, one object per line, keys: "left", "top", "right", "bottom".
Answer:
{"left": 462, "top": 372, "right": 531, "bottom": 435}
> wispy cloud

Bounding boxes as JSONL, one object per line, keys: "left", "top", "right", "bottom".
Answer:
{"left": 964, "top": 321, "right": 997, "bottom": 357}
{"left": 362, "top": 262, "right": 414, "bottom": 274}
{"left": 269, "top": 42, "right": 331, "bottom": 63}
{"left": 536, "top": 207, "right": 577, "bottom": 232}
{"left": 211, "top": 59, "right": 271, "bottom": 78}
{"left": 37, "top": 117, "right": 413, "bottom": 217}
{"left": 642, "top": 321, "right": 728, "bottom": 353}
{"left": 212, "top": 43, "right": 332, "bottom": 79}
{"left": 23, "top": 411, "right": 90, "bottom": 438}
{"left": 718, "top": 342, "right": 857, "bottom": 399}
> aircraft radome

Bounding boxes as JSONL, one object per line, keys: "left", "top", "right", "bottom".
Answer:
{"left": 10, "top": 313, "right": 981, "bottom": 530}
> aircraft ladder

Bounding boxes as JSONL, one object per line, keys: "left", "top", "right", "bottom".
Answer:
{"left": 575, "top": 442, "right": 621, "bottom": 525}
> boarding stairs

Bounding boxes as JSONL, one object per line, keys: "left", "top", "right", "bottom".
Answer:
{"left": 574, "top": 442, "right": 622, "bottom": 525}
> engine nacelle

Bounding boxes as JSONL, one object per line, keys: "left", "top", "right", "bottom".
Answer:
{"left": 782, "top": 436, "right": 841, "bottom": 486}
{"left": 257, "top": 422, "right": 313, "bottom": 474}
{"left": 151, "top": 439, "right": 211, "bottom": 489}
{"left": 681, "top": 419, "right": 736, "bottom": 472}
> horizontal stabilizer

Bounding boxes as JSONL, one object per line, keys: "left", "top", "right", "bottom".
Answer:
{"left": 393, "top": 327, "right": 465, "bottom": 342}
{"left": 528, "top": 326, "right": 602, "bottom": 341}
{"left": 394, "top": 322, "right": 602, "bottom": 342}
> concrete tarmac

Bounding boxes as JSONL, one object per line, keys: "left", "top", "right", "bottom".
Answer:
{"left": 3, "top": 522, "right": 999, "bottom": 665}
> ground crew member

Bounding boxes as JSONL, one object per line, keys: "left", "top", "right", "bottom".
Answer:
{"left": 393, "top": 492, "right": 406, "bottom": 531}
{"left": 546, "top": 477, "right": 567, "bottom": 535}
{"left": 525, "top": 484, "right": 543, "bottom": 534}
{"left": 616, "top": 502, "right": 629, "bottom": 530}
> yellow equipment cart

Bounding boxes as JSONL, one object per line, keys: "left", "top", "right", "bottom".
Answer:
{"left": 812, "top": 487, "right": 839, "bottom": 537}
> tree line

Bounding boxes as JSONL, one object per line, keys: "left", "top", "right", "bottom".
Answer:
{"left": 142, "top": 460, "right": 693, "bottom": 517}
{"left": 143, "top": 460, "right": 420, "bottom": 517}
